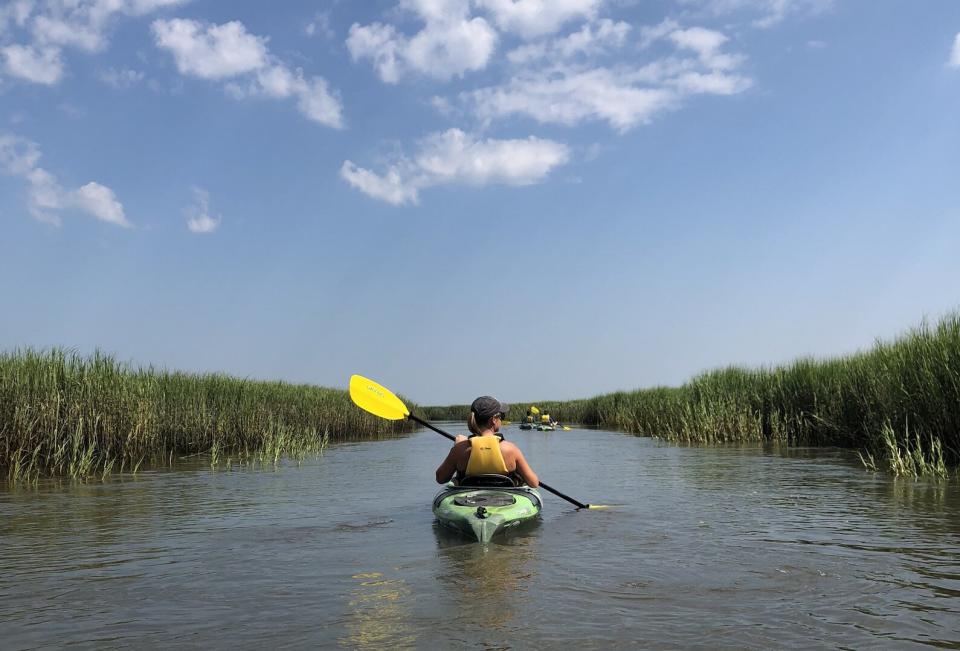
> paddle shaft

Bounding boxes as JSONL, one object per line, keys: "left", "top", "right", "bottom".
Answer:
{"left": 408, "top": 414, "right": 591, "bottom": 510}
{"left": 409, "top": 414, "right": 456, "bottom": 442}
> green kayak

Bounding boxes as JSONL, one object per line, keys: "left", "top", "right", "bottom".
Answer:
{"left": 433, "top": 483, "right": 542, "bottom": 543}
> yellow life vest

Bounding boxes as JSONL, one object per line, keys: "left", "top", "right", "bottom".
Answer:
{"left": 465, "top": 435, "right": 508, "bottom": 476}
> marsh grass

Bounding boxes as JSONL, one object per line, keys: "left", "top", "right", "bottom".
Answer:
{"left": 565, "top": 314, "right": 960, "bottom": 476}
{"left": 1, "top": 349, "right": 408, "bottom": 481}
{"left": 426, "top": 313, "right": 960, "bottom": 477}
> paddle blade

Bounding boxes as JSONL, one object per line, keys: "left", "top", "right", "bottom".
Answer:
{"left": 349, "top": 375, "right": 410, "bottom": 421}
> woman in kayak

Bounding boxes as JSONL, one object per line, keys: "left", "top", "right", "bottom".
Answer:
{"left": 435, "top": 395, "right": 540, "bottom": 488}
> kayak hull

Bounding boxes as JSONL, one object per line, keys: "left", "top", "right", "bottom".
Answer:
{"left": 433, "top": 485, "right": 542, "bottom": 543}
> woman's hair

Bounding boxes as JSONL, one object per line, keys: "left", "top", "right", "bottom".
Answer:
{"left": 467, "top": 411, "right": 483, "bottom": 435}
{"left": 467, "top": 411, "right": 506, "bottom": 439}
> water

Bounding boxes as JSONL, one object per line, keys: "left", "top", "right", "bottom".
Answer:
{"left": 2, "top": 426, "right": 959, "bottom": 649}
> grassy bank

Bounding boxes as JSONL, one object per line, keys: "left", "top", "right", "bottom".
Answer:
{"left": 571, "top": 313, "right": 959, "bottom": 476}
{"left": 0, "top": 349, "right": 409, "bottom": 481}
{"left": 426, "top": 313, "right": 960, "bottom": 477}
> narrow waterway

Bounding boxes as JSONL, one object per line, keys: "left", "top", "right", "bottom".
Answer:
{"left": 2, "top": 426, "right": 959, "bottom": 649}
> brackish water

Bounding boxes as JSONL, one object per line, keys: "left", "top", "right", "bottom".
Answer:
{"left": 2, "top": 426, "right": 959, "bottom": 649}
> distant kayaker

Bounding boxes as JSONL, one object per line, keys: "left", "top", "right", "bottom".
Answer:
{"left": 435, "top": 395, "right": 540, "bottom": 488}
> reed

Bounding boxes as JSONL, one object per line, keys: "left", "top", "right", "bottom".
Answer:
{"left": 0, "top": 349, "right": 409, "bottom": 481}
{"left": 557, "top": 313, "right": 960, "bottom": 475}
{"left": 426, "top": 313, "right": 960, "bottom": 477}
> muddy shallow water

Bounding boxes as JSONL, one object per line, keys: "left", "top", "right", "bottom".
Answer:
{"left": 2, "top": 426, "right": 959, "bottom": 649}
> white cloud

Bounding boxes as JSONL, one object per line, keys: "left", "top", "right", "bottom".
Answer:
{"left": 670, "top": 27, "right": 726, "bottom": 57}
{"left": 465, "top": 23, "right": 751, "bottom": 132}
{"left": 128, "top": 0, "right": 189, "bottom": 13}
{"left": 33, "top": 14, "right": 105, "bottom": 51}
{"left": 294, "top": 77, "right": 343, "bottom": 127}
{"left": 476, "top": 0, "right": 601, "bottom": 38}
{"left": 341, "top": 163, "right": 419, "bottom": 205}
{"left": 638, "top": 19, "right": 681, "bottom": 48}
{"left": 678, "top": 0, "right": 834, "bottom": 29}
{"left": 0, "top": 1, "right": 33, "bottom": 34}
{"left": 404, "top": 14, "right": 497, "bottom": 79}
{"left": 0, "top": 0, "right": 188, "bottom": 85}
{"left": 346, "top": 22, "right": 403, "bottom": 83}
{"left": 669, "top": 27, "right": 744, "bottom": 70}
{"left": 467, "top": 67, "right": 678, "bottom": 132}
{"left": 24, "top": 167, "right": 64, "bottom": 225}
{"left": 151, "top": 18, "right": 267, "bottom": 79}
{"left": 347, "top": 0, "right": 497, "bottom": 82}
{"left": 1, "top": 44, "right": 63, "bottom": 84}
{"left": 0, "top": 132, "right": 41, "bottom": 174}
{"left": 154, "top": 18, "right": 343, "bottom": 128}
{"left": 341, "top": 128, "right": 570, "bottom": 205}
{"left": 305, "top": 12, "right": 334, "bottom": 39}
{"left": 507, "top": 18, "right": 631, "bottom": 64}
{"left": 72, "top": 182, "right": 131, "bottom": 227}
{"left": 671, "top": 70, "right": 750, "bottom": 94}
{"left": 0, "top": 133, "right": 130, "bottom": 227}
{"left": 185, "top": 188, "right": 220, "bottom": 234}
{"left": 950, "top": 33, "right": 960, "bottom": 69}
{"left": 98, "top": 66, "right": 145, "bottom": 88}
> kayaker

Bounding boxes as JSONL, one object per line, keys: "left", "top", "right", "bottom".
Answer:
{"left": 435, "top": 395, "right": 539, "bottom": 488}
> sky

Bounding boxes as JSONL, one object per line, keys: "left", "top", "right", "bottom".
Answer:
{"left": 1, "top": 0, "right": 959, "bottom": 406}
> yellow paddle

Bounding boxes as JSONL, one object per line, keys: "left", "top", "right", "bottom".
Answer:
{"left": 349, "top": 375, "right": 608, "bottom": 510}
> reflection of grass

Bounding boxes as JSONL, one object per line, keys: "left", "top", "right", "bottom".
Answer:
{"left": 1, "top": 348, "right": 408, "bottom": 481}
{"left": 341, "top": 572, "right": 416, "bottom": 649}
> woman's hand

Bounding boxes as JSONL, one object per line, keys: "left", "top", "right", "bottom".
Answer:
{"left": 455, "top": 434, "right": 468, "bottom": 443}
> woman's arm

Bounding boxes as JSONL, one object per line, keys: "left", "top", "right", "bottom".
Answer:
{"left": 435, "top": 437, "right": 468, "bottom": 484}
{"left": 512, "top": 448, "right": 539, "bottom": 488}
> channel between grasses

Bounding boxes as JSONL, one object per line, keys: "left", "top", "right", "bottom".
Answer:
{"left": 424, "top": 313, "right": 960, "bottom": 477}
{"left": 0, "top": 349, "right": 411, "bottom": 481}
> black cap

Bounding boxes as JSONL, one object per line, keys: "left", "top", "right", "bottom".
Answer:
{"left": 471, "top": 396, "right": 509, "bottom": 420}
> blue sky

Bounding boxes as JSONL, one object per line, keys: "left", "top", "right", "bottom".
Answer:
{"left": 1, "top": 0, "right": 959, "bottom": 405}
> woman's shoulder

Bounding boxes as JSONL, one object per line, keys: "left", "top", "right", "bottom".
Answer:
{"left": 499, "top": 439, "right": 520, "bottom": 452}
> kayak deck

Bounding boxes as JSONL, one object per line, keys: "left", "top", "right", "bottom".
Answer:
{"left": 433, "top": 485, "right": 542, "bottom": 543}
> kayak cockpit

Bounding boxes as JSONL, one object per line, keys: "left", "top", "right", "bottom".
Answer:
{"left": 457, "top": 473, "right": 518, "bottom": 488}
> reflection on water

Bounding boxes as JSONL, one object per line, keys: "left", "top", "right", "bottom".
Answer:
{"left": 1, "top": 428, "right": 959, "bottom": 649}
{"left": 432, "top": 526, "right": 539, "bottom": 636}
{"left": 341, "top": 572, "right": 416, "bottom": 650}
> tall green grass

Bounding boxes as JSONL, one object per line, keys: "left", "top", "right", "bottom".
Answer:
{"left": 0, "top": 349, "right": 409, "bottom": 481}
{"left": 574, "top": 314, "right": 960, "bottom": 474}
{"left": 426, "top": 313, "right": 960, "bottom": 476}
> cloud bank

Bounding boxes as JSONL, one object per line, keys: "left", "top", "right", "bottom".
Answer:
{"left": 342, "top": 4, "right": 756, "bottom": 203}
